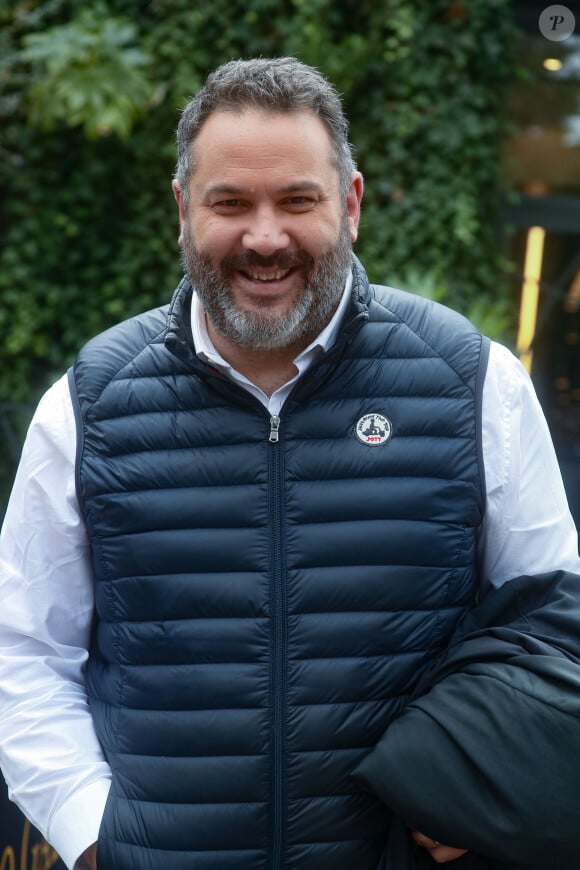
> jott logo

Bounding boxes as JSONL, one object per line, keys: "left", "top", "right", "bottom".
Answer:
{"left": 355, "top": 413, "right": 393, "bottom": 446}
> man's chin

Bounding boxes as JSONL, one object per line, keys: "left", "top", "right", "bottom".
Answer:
{"left": 216, "top": 306, "right": 311, "bottom": 351}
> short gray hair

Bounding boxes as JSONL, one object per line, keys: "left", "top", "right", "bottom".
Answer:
{"left": 175, "top": 57, "right": 356, "bottom": 204}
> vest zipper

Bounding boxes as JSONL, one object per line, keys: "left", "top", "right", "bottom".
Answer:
{"left": 269, "top": 414, "right": 286, "bottom": 869}
{"left": 269, "top": 414, "right": 281, "bottom": 443}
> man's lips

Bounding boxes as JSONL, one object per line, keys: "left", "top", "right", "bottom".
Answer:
{"left": 239, "top": 267, "right": 294, "bottom": 282}
{"left": 232, "top": 266, "right": 301, "bottom": 300}
{"left": 222, "top": 251, "right": 313, "bottom": 286}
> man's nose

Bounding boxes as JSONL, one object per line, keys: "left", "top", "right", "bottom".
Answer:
{"left": 242, "top": 207, "right": 290, "bottom": 255}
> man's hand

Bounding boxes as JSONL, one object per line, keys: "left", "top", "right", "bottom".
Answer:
{"left": 411, "top": 830, "right": 468, "bottom": 863}
{"left": 74, "top": 842, "right": 97, "bottom": 870}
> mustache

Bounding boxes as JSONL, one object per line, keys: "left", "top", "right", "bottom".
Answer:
{"left": 219, "top": 250, "right": 314, "bottom": 274}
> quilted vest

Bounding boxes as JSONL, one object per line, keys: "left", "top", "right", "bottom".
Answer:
{"left": 70, "top": 258, "right": 488, "bottom": 870}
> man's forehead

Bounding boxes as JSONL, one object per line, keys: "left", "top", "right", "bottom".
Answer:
{"left": 191, "top": 107, "right": 334, "bottom": 159}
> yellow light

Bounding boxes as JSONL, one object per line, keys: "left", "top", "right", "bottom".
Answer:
{"left": 517, "top": 226, "right": 546, "bottom": 373}
{"left": 543, "top": 58, "right": 563, "bottom": 71}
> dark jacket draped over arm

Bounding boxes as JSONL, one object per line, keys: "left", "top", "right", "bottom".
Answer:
{"left": 354, "top": 570, "right": 580, "bottom": 869}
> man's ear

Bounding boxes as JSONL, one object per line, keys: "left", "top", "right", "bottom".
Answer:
{"left": 172, "top": 179, "right": 186, "bottom": 247}
{"left": 346, "top": 171, "right": 364, "bottom": 243}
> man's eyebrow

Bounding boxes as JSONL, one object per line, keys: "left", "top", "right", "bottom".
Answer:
{"left": 278, "top": 181, "right": 325, "bottom": 195}
{"left": 203, "top": 181, "right": 326, "bottom": 198}
{"left": 203, "top": 184, "right": 246, "bottom": 198}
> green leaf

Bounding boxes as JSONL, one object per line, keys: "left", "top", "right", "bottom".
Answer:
{"left": 21, "top": 5, "right": 153, "bottom": 139}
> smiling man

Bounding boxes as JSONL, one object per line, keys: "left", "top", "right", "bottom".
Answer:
{"left": 177, "top": 109, "right": 358, "bottom": 342}
{"left": 173, "top": 105, "right": 361, "bottom": 395}
{"left": 1, "top": 58, "right": 580, "bottom": 870}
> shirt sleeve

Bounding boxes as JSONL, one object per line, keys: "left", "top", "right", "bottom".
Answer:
{"left": 0, "top": 374, "right": 111, "bottom": 870}
{"left": 478, "top": 341, "right": 580, "bottom": 591}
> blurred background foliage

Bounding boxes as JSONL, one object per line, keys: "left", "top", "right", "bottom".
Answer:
{"left": 1, "top": 0, "right": 519, "bottom": 502}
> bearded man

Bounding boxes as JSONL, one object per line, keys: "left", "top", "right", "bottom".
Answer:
{"left": 1, "top": 58, "right": 580, "bottom": 870}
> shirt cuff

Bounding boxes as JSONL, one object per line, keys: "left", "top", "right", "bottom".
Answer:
{"left": 48, "top": 778, "right": 111, "bottom": 870}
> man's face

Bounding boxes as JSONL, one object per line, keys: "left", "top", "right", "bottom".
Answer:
{"left": 173, "top": 109, "right": 363, "bottom": 351}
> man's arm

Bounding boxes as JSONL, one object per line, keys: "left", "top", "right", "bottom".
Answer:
{"left": 0, "top": 374, "right": 111, "bottom": 869}
{"left": 478, "top": 341, "right": 580, "bottom": 589}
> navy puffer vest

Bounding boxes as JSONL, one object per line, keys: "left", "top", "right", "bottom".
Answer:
{"left": 70, "top": 259, "right": 488, "bottom": 870}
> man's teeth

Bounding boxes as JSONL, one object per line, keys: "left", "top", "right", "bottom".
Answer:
{"left": 248, "top": 269, "right": 290, "bottom": 281}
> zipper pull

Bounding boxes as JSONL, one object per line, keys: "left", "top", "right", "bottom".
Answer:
{"left": 269, "top": 415, "right": 281, "bottom": 443}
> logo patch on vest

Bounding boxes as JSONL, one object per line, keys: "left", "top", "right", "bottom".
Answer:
{"left": 355, "top": 413, "right": 392, "bottom": 446}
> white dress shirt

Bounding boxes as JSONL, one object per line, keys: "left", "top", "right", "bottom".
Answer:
{"left": 0, "top": 278, "right": 579, "bottom": 869}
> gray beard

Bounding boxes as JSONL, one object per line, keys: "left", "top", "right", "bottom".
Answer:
{"left": 181, "top": 218, "right": 352, "bottom": 351}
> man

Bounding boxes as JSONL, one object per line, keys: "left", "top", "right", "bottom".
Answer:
{"left": 0, "top": 57, "right": 579, "bottom": 870}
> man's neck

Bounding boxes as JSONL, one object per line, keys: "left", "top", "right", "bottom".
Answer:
{"left": 205, "top": 318, "right": 304, "bottom": 397}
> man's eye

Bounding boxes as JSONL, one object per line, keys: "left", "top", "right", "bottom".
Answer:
{"left": 215, "top": 199, "right": 245, "bottom": 210}
{"left": 284, "top": 197, "right": 315, "bottom": 209}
